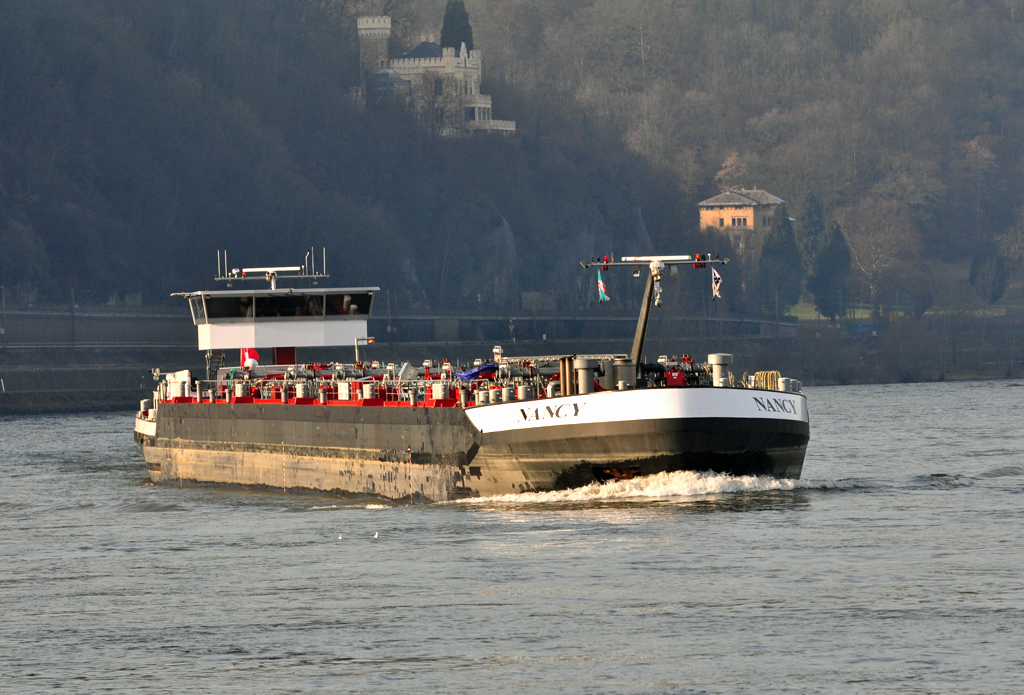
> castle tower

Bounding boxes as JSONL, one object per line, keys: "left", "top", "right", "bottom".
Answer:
{"left": 358, "top": 16, "right": 392, "bottom": 85}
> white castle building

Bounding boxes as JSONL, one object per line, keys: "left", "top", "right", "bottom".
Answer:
{"left": 356, "top": 16, "right": 515, "bottom": 135}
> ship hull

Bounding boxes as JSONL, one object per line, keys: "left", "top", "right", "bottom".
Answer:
{"left": 136, "top": 388, "right": 809, "bottom": 501}
{"left": 473, "top": 416, "right": 808, "bottom": 493}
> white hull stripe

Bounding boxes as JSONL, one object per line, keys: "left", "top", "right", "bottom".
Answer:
{"left": 464, "top": 387, "right": 808, "bottom": 434}
{"left": 135, "top": 417, "right": 157, "bottom": 437}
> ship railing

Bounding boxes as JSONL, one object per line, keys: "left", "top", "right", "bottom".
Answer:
{"left": 163, "top": 366, "right": 800, "bottom": 408}
{"left": 183, "top": 376, "right": 468, "bottom": 406}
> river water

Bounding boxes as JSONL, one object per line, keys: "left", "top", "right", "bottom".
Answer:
{"left": 1, "top": 381, "right": 1023, "bottom": 694}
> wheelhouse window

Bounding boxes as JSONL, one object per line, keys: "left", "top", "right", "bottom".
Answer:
{"left": 255, "top": 294, "right": 324, "bottom": 318}
{"left": 325, "top": 292, "right": 372, "bottom": 316}
{"left": 205, "top": 295, "right": 253, "bottom": 319}
{"left": 189, "top": 296, "right": 207, "bottom": 325}
{"left": 200, "top": 291, "right": 371, "bottom": 321}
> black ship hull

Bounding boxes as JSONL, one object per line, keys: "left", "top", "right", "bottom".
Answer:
{"left": 136, "top": 388, "right": 809, "bottom": 501}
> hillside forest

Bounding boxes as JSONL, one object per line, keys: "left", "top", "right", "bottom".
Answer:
{"left": 3, "top": 0, "right": 1024, "bottom": 323}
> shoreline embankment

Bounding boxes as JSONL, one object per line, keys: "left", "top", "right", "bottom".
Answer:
{"left": 1, "top": 309, "right": 1020, "bottom": 415}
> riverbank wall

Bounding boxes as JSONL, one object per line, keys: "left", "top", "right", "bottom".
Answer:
{"left": 1, "top": 308, "right": 1020, "bottom": 414}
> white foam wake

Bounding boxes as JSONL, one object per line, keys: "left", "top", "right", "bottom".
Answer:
{"left": 457, "top": 470, "right": 835, "bottom": 505}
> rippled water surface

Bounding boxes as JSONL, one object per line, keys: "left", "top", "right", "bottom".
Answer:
{"left": 2, "top": 381, "right": 1023, "bottom": 693}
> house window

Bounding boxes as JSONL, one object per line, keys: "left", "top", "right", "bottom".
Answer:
{"left": 762, "top": 216, "right": 769, "bottom": 226}
{"left": 434, "top": 79, "right": 443, "bottom": 97}
{"left": 465, "top": 107, "right": 476, "bottom": 121}
{"left": 718, "top": 218, "right": 724, "bottom": 227}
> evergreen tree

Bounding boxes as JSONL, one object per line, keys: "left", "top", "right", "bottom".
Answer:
{"left": 793, "top": 191, "right": 824, "bottom": 273}
{"left": 806, "top": 219, "right": 851, "bottom": 320}
{"left": 757, "top": 206, "right": 803, "bottom": 314}
{"left": 969, "top": 248, "right": 1006, "bottom": 304}
{"left": 440, "top": 1, "right": 473, "bottom": 54}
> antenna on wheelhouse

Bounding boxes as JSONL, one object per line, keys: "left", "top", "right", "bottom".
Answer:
{"left": 215, "top": 247, "right": 330, "bottom": 290}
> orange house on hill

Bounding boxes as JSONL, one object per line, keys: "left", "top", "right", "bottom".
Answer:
{"left": 698, "top": 188, "right": 785, "bottom": 257}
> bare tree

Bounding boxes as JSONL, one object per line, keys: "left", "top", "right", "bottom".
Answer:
{"left": 624, "top": 80, "right": 681, "bottom": 167}
{"left": 957, "top": 137, "right": 997, "bottom": 242}
{"left": 714, "top": 152, "right": 748, "bottom": 192}
{"left": 998, "top": 208, "right": 1024, "bottom": 267}
{"left": 840, "top": 198, "right": 920, "bottom": 322}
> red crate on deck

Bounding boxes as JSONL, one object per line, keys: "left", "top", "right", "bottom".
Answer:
{"left": 666, "top": 370, "right": 687, "bottom": 386}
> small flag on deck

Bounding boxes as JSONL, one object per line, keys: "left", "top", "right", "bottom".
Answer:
{"left": 711, "top": 267, "right": 722, "bottom": 300}
{"left": 241, "top": 347, "right": 260, "bottom": 366}
{"left": 597, "top": 270, "right": 610, "bottom": 302}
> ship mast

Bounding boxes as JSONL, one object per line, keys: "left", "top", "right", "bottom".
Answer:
{"left": 580, "top": 254, "right": 729, "bottom": 367}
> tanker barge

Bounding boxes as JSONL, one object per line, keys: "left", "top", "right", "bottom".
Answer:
{"left": 135, "top": 251, "right": 809, "bottom": 501}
